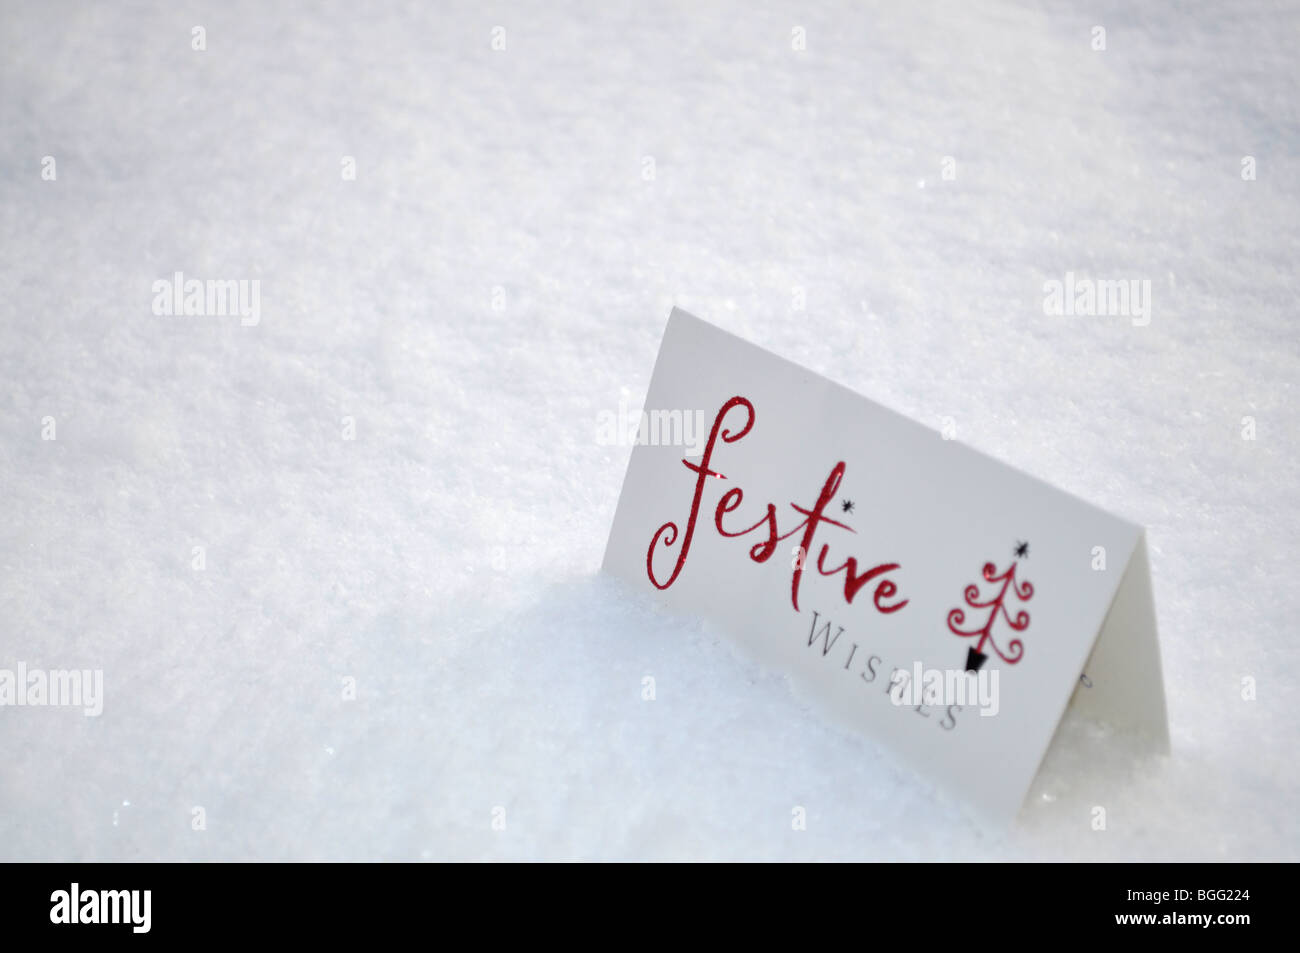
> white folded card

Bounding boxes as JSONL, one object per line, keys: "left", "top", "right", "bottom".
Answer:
{"left": 602, "top": 307, "right": 1169, "bottom": 822}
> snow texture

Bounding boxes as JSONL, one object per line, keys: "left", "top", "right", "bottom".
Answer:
{"left": 1, "top": 0, "right": 1297, "bottom": 860}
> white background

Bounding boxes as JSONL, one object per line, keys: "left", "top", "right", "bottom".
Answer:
{"left": 1, "top": 0, "right": 1296, "bottom": 860}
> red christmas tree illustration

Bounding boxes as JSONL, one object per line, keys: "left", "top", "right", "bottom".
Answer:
{"left": 947, "top": 542, "right": 1034, "bottom": 672}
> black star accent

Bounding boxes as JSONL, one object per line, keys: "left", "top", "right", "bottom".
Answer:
{"left": 1014, "top": 540, "right": 1030, "bottom": 559}
{"left": 841, "top": 500, "right": 855, "bottom": 514}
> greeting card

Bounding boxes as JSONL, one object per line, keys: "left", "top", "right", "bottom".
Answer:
{"left": 603, "top": 308, "right": 1169, "bottom": 820}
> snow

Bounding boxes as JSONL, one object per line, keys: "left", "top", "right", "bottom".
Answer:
{"left": 1, "top": 0, "right": 1296, "bottom": 860}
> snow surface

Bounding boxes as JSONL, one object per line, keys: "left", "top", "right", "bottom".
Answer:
{"left": 1, "top": 0, "right": 1297, "bottom": 861}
